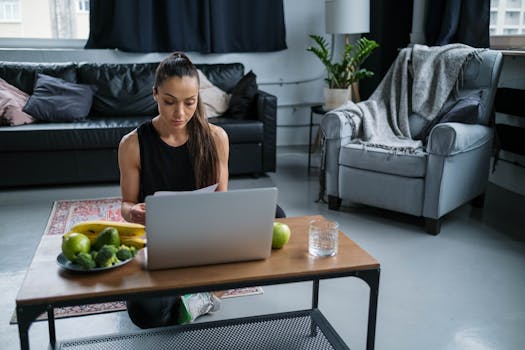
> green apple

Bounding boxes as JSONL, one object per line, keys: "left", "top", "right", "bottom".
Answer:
{"left": 272, "top": 222, "right": 291, "bottom": 249}
{"left": 62, "top": 232, "right": 91, "bottom": 262}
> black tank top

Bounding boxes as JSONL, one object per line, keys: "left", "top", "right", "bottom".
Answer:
{"left": 137, "top": 120, "right": 196, "bottom": 202}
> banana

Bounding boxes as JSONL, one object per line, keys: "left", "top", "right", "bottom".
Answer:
{"left": 63, "top": 221, "right": 146, "bottom": 250}
{"left": 67, "top": 220, "right": 145, "bottom": 237}
{"left": 121, "top": 236, "right": 147, "bottom": 249}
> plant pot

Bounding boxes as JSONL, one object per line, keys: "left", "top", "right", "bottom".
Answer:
{"left": 323, "top": 87, "right": 352, "bottom": 111}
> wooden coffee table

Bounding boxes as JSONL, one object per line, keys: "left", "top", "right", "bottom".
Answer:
{"left": 16, "top": 215, "right": 380, "bottom": 350}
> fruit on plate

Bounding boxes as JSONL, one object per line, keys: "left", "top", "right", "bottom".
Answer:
{"left": 67, "top": 220, "right": 145, "bottom": 243}
{"left": 60, "top": 222, "right": 145, "bottom": 270}
{"left": 92, "top": 227, "right": 121, "bottom": 251}
{"left": 62, "top": 232, "right": 91, "bottom": 261}
{"left": 120, "top": 236, "right": 146, "bottom": 249}
{"left": 272, "top": 222, "right": 291, "bottom": 249}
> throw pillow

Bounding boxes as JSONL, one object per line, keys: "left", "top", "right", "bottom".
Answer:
{"left": 226, "top": 70, "right": 258, "bottom": 120}
{"left": 421, "top": 91, "right": 485, "bottom": 142}
{"left": 197, "top": 69, "right": 231, "bottom": 118}
{"left": 23, "top": 74, "right": 97, "bottom": 122}
{"left": 0, "top": 78, "right": 36, "bottom": 126}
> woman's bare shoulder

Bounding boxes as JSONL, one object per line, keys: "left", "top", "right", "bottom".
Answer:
{"left": 119, "top": 129, "right": 140, "bottom": 160}
{"left": 120, "top": 129, "right": 139, "bottom": 148}
{"left": 209, "top": 123, "right": 229, "bottom": 143}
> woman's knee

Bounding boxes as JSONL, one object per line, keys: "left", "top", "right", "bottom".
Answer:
{"left": 126, "top": 296, "right": 180, "bottom": 329}
{"left": 275, "top": 204, "right": 286, "bottom": 218}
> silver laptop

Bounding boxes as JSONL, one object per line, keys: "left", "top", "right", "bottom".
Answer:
{"left": 145, "top": 187, "right": 278, "bottom": 270}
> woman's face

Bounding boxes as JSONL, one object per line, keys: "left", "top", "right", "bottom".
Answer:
{"left": 154, "top": 75, "right": 199, "bottom": 129}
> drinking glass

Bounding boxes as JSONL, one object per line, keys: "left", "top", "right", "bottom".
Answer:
{"left": 308, "top": 219, "right": 338, "bottom": 257}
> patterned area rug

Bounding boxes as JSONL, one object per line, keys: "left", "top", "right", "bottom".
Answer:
{"left": 11, "top": 197, "right": 263, "bottom": 324}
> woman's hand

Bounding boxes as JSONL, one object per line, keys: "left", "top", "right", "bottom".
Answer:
{"left": 129, "top": 203, "right": 146, "bottom": 224}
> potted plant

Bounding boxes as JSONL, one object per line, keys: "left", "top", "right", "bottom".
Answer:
{"left": 307, "top": 34, "right": 379, "bottom": 110}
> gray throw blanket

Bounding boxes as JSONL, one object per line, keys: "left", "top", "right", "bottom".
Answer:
{"left": 325, "top": 43, "right": 484, "bottom": 152}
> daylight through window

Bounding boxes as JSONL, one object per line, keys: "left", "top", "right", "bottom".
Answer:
{"left": 0, "top": 0, "right": 89, "bottom": 39}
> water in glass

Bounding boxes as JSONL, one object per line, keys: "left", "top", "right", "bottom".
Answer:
{"left": 308, "top": 220, "right": 338, "bottom": 257}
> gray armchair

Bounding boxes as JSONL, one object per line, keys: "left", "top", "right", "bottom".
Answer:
{"left": 320, "top": 49, "right": 503, "bottom": 235}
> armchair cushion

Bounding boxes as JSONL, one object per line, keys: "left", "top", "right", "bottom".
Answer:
{"left": 410, "top": 91, "right": 487, "bottom": 144}
{"left": 426, "top": 122, "right": 492, "bottom": 156}
{"left": 340, "top": 143, "right": 427, "bottom": 177}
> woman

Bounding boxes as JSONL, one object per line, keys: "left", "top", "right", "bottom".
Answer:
{"left": 118, "top": 52, "right": 229, "bottom": 328}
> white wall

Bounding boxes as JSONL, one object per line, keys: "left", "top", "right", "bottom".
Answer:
{"left": 0, "top": 0, "right": 331, "bottom": 146}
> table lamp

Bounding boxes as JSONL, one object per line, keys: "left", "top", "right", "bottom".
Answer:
{"left": 325, "top": 0, "right": 370, "bottom": 101}
{"left": 325, "top": 0, "right": 370, "bottom": 45}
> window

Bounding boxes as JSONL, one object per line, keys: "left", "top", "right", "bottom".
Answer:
{"left": 77, "top": 0, "right": 88, "bottom": 13}
{"left": 490, "top": 0, "right": 525, "bottom": 49}
{"left": 0, "top": 0, "right": 21, "bottom": 22}
{"left": 504, "top": 11, "right": 520, "bottom": 25}
{"left": 491, "top": 11, "right": 498, "bottom": 25}
{"left": 0, "top": 0, "right": 89, "bottom": 43}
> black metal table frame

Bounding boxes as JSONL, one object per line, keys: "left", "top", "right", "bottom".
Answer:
{"left": 16, "top": 267, "right": 380, "bottom": 350}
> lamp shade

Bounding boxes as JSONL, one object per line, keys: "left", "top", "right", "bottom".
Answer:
{"left": 325, "top": 0, "right": 370, "bottom": 34}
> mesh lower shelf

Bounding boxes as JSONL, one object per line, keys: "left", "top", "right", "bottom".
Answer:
{"left": 57, "top": 310, "right": 349, "bottom": 350}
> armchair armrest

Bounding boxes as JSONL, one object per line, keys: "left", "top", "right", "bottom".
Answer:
{"left": 256, "top": 89, "right": 277, "bottom": 172}
{"left": 320, "top": 110, "right": 361, "bottom": 141}
{"left": 426, "top": 122, "right": 493, "bottom": 156}
{"left": 319, "top": 110, "right": 360, "bottom": 199}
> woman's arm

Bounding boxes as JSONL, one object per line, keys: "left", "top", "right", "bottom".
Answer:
{"left": 211, "top": 124, "right": 229, "bottom": 192}
{"left": 118, "top": 131, "right": 146, "bottom": 224}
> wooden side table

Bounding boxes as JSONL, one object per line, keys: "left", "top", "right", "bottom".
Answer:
{"left": 309, "top": 105, "right": 329, "bottom": 173}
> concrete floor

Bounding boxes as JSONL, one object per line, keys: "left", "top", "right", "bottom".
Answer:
{"left": 1, "top": 147, "right": 524, "bottom": 350}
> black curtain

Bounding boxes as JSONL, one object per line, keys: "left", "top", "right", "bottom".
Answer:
{"left": 360, "top": 0, "right": 414, "bottom": 100}
{"left": 425, "top": 0, "right": 490, "bottom": 48}
{"left": 85, "top": 0, "right": 287, "bottom": 53}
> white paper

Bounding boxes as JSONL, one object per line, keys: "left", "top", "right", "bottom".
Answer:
{"left": 153, "top": 183, "right": 218, "bottom": 196}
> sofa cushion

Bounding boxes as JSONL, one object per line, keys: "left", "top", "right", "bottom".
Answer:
{"left": 0, "top": 116, "right": 151, "bottom": 152}
{"left": 78, "top": 62, "right": 158, "bottom": 117}
{"left": 0, "top": 78, "right": 35, "bottom": 126}
{"left": 0, "top": 62, "right": 77, "bottom": 95}
{"left": 23, "top": 74, "right": 97, "bottom": 122}
{"left": 196, "top": 63, "right": 244, "bottom": 93}
{"left": 227, "top": 71, "right": 258, "bottom": 120}
{"left": 208, "top": 117, "right": 263, "bottom": 143}
{"left": 197, "top": 69, "right": 231, "bottom": 118}
{"left": 339, "top": 143, "right": 427, "bottom": 178}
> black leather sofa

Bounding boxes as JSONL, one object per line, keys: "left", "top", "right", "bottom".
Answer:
{"left": 0, "top": 61, "right": 277, "bottom": 187}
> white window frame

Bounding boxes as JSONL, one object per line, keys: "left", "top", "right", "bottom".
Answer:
{"left": 77, "top": 0, "right": 89, "bottom": 13}
{"left": 0, "top": 0, "right": 21, "bottom": 23}
{"left": 0, "top": 37, "right": 87, "bottom": 48}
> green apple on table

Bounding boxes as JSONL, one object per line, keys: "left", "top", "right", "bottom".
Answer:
{"left": 61, "top": 232, "right": 91, "bottom": 261}
{"left": 272, "top": 222, "right": 291, "bottom": 249}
